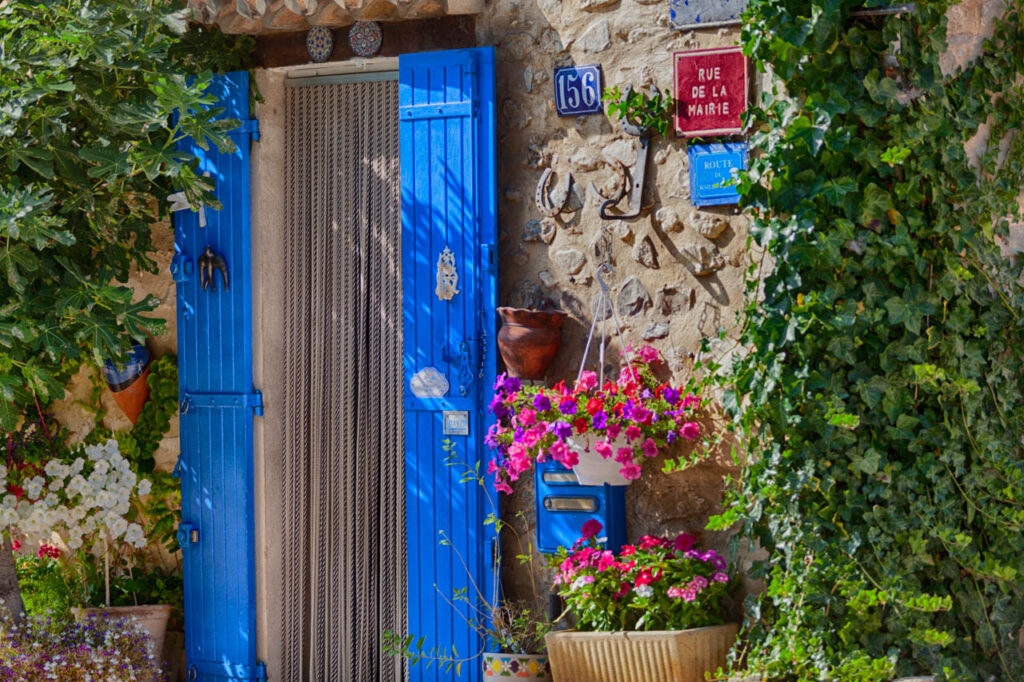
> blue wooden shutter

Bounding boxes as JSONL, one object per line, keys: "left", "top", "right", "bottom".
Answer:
{"left": 400, "top": 47, "right": 498, "bottom": 682}
{"left": 172, "top": 71, "right": 265, "bottom": 682}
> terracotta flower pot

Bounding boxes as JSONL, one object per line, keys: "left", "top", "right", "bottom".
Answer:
{"left": 497, "top": 307, "right": 567, "bottom": 380}
{"left": 545, "top": 624, "right": 739, "bottom": 682}
{"left": 110, "top": 365, "right": 151, "bottom": 425}
{"left": 483, "top": 651, "right": 550, "bottom": 679}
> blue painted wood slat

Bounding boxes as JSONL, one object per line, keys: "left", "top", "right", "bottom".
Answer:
{"left": 400, "top": 48, "right": 498, "bottom": 682}
{"left": 173, "top": 71, "right": 264, "bottom": 681}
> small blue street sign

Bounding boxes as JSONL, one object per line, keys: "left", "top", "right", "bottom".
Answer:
{"left": 688, "top": 142, "right": 746, "bottom": 207}
{"left": 669, "top": 0, "right": 749, "bottom": 30}
{"left": 554, "top": 64, "right": 603, "bottom": 117}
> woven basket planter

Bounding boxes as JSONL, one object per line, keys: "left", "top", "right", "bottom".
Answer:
{"left": 546, "top": 624, "right": 739, "bottom": 682}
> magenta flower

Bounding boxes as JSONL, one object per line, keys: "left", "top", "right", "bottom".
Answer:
{"left": 667, "top": 586, "right": 686, "bottom": 598}
{"left": 641, "top": 438, "right": 658, "bottom": 458}
{"left": 689, "top": 575, "right": 708, "bottom": 590}
{"left": 615, "top": 447, "right": 634, "bottom": 464}
{"left": 681, "top": 394, "right": 700, "bottom": 410}
{"left": 620, "top": 461, "right": 642, "bottom": 479}
{"left": 680, "top": 422, "right": 700, "bottom": 440}
{"left": 581, "top": 519, "right": 603, "bottom": 538}
{"left": 625, "top": 425, "right": 642, "bottom": 441}
{"left": 712, "top": 571, "right": 729, "bottom": 583}
{"left": 495, "top": 480, "right": 513, "bottom": 495}
{"left": 594, "top": 440, "right": 613, "bottom": 459}
{"left": 576, "top": 371, "right": 598, "bottom": 391}
{"left": 673, "top": 533, "right": 697, "bottom": 552}
{"left": 519, "top": 408, "right": 537, "bottom": 426}
{"left": 606, "top": 422, "right": 622, "bottom": 440}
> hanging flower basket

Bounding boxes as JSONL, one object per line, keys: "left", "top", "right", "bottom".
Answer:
{"left": 566, "top": 433, "right": 633, "bottom": 486}
{"left": 486, "top": 344, "right": 703, "bottom": 494}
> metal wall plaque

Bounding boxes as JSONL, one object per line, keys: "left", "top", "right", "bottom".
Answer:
{"left": 688, "top": 143, "right": 747, "bottom": 206}
{"left": 674, "top": 47, "right": 748, "bottom": 138}
{"left": 554, "top": 64, "right": 603, "bottom": 117}
{"left": 442, "top": 411, "right": 470, "bottom": 436}
{"left": 410, "top": 367, "right": 449, "bottom": 398}
{"left": 669, "top": 0, "right": 749, "bottom": 30}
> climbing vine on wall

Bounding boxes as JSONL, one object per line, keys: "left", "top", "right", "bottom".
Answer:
{"left": 715, "top": 0, "right": 1024, "bottom": 679}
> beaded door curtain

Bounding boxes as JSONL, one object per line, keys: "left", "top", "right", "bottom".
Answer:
{"left": 281, "top": 79, "right": 405, "bottom": 682}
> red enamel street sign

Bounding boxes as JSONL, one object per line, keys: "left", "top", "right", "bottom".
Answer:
{"left": 674, "top": 46, "right": 748, "bottom": 137}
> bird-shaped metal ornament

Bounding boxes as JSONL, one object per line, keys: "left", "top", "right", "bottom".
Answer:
{"left": 198, "top": 246, "right": 229, "bottom": 293}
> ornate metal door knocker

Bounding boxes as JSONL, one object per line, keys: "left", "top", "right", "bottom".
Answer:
{"left": 198, "top": 246, "right": 229, "bottom": 293}
{"left": 435, "top": 246, "right": 460, "bottom": 301}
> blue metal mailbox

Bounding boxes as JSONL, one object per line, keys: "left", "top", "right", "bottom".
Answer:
{"left": 534, "top": 459, "right": 626, "bottom": 554}
{"left": 688, "top": 142, "right": 747, "bottom": 207}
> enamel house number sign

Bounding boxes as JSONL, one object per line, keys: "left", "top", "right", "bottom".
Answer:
{"left": 674, "top": 46, "right": 748, "bottom": 137}
{"left": 554, "top": 64, "right": 603, "bottom": 117}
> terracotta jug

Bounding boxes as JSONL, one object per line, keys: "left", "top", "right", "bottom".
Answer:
{"left": 496, "top": 307, "right": 567, "bottom": 380}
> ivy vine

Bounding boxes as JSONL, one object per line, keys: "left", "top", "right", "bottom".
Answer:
{"left": 713, "top": 0, "right": 1024, "bottom": 679}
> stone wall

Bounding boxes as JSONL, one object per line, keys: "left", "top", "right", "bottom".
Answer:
{"left": 473, "top": 0, "right": 752, "bottom": 610}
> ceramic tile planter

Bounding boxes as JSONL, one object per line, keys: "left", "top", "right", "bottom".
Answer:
{"left": 483, "top": 651, "right": 550, "bottom": 679}
{"left": 546, "top": 624, "right": 739, "bottom": 682}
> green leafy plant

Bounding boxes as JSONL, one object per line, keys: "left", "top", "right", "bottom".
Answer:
{"left": 602, "top": 85, "right": 673, "bottom": 136}
{"left": 713, "top": 0, "right": 1024, "bottom": 679}
{"left": 0, "top": 0, "right": 252, "bottom": 430}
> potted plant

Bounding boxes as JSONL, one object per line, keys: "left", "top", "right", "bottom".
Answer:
{"left": 545, "top": 521, "right": 738, "bottom": 682}
{"left": 0, "top": 435, "right": 171, "bottom": 658}
{"left": 384, "top": 440, "right": 553, "bottom": 679}
{"left": 486, "top": 344, "right": 706, "bottom": 491}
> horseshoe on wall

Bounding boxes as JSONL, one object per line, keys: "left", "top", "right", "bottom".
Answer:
{"left": 535, "top": 167, "right": 572, "bottom": 217}
{"left": 588, "top": 160, "right": 630, "bottom": 205}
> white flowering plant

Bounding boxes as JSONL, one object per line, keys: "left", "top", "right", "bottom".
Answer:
{"left": 2, "top": 438, "right": 151, "bottom": 555}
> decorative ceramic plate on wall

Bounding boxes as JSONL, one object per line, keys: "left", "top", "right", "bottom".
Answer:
{"left": 348, "top": 21, "right": 382, "bottom": 57}
{"left": 306, "top": 26, "right": 334, "bottom": 63}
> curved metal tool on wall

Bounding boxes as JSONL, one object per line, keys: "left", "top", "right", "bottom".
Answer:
{"left": 599, "top": 88, "right": 652, "bottom": 221}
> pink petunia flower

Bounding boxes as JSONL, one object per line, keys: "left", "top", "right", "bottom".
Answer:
{"left": 519, "top": 408, "right": 537, "bottom": 426}
{"left": 625, "top": 425, "right": 642, "bottom": 441}
{"left": 576, "top": 371, "right": 598, "bottom": 392}
{"left": 615, "top": 447, "right": 634, "bottom": 464}
{"left": 620, "top": 462, "right": 642, "bottom": 479}
{"left": 680, "top": 422, "right": 700, "bottom": 440}
{"left": 594, "top": 440, "right": 613, "bottom": 459}
{"left": 641, "top": 438, "right": 658, "bottom": 458}
{"left": 681, "top": 394, "right": 700, "bottom": 410}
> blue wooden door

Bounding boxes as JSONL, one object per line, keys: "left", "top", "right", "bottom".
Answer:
{"left": 400, "top": 47, "right": 498, "bottom": 682}
{"left": 172, "top": 71, "right": 265, "bottom": 682}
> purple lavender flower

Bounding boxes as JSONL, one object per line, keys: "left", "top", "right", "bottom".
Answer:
{"left": 591, "top": 411, "right": 608, "bottom": 430}
{"left": 663, "top": 387, "right": 680, "bottom": 405}
{"left": 666, "top": 430, "right": 677, "bottom": 444}
{"left": 559, "top": 399, "right": 578, "bottom": 416}
{"left": 641, "top": 388, "right": 653, "bottom": 400}
{"left": 533, "top": 393, "right": 552, "bottom": 411}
